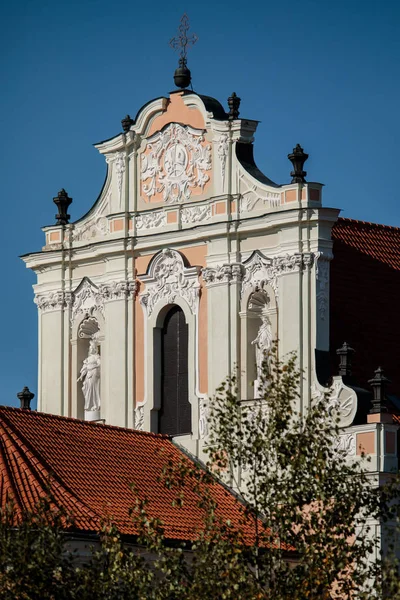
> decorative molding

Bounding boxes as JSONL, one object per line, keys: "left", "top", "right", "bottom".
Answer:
{"left": 99, "top": 280, "right": 137, "bottom": 302}
{"left": 72, "top": 279, "right": 104, "bottom": 322}
{"left": 199, "top": 397, "right": 209, "bottom": 440}
{"left": 65, "top": 278, "right": 137, "bottom": 323}
{"left": 315, "top": 252, "right": 332, "bottom": 321}
{"left": 241, "top": 252, "right": 278, "bottom": 299}
{"left": 241, "top": 251, "right": 315, "bottom": 299}
{"left": 181, "top": 204, "right": 211, "bottom": 224}
{"left": 141, "top": 123, "right": 211, "bottom": 204}
{"left": 135, "top": 404, "right": 144, "bottom": 431}
{"left": 72, "top": 216, "right": 108, "bottom": 242}
{"left": 311, "top": 376, "right": 357, "bottom": 428}
{"left": 335, "top": 433, "right": 356, "bottom": 457}
{"left": 239, "top": 173, "right": 280, "bottom": 211}
{"left": 217, "top": 134, "right": 229, "bottom": 185}
{"left": 202, "top": 263, "right": 245, "bottom": 287}
{"left": 34, "top": 290, "right": 74, "bottom": 312}
{"left": 136, "top": 210, "right": 167, "bottom": 230}
{"left": 139, "top": 248, "right": 201, "bottom": 316}
{"left": 115, "top": 152, "right": 126, "bottom": 208}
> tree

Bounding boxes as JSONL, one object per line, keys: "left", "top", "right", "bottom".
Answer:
{"left": 1, "top": 349, "right": 400, "bottom": 598}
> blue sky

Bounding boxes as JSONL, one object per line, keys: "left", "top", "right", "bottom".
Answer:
{"left": 0, "top": 0, "right": 399, "bottom": 408}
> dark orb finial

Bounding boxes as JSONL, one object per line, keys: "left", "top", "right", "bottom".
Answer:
{"left": 288, "top": 144, "right": 309, "bottom": 183}
{"left": 368, "top": 367, "right": 390, "bottom": 414}
{"left": 17, "top": 386, "right": 34, "bottom": 410}
{"left": 170, "top": 14, "right": 198, "bottom": 89}
{"left": 121, "top": 114, "right": 134, "bottom": 133}
{"left": 336, "top": 342, "right": 355, "bottom": 378}
{"left": 228, "top": 92, "right": 241, "bottom": 120}
{"left": 53, "top": 189, "right": 72, "bottom": 226}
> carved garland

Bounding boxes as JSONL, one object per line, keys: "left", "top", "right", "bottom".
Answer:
{"left": 115, "top": 152, "right": 126, "bottom": 208}
{"left": 139, "top": 248, "right": 201, "bottom": 317}
{"left": 240, "top": 251, "right": 314, "bottom": 299}
{"left": 202, "top": 263, "right": 245, "bottom": 286}
{"left": 136, "top": 211, "right": 167, "bottom": 230}
{"left": 181, "top": 204, "right": 211, "bottom": 224}
{"left": 35, "top": 278, "right": 137, "bottom": 322}
{"left": 217, "top": 134, "right": 229, "bottom": 185}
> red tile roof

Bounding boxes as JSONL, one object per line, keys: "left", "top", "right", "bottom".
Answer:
{"left": 0, "top": 407, "right": 249, "bottom": 542}
{"left": 330, "top": 217, "right": 400, "bottom": 392}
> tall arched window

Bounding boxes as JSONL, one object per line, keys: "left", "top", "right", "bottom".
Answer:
{"left": 159, "top": 305, "right": 191, "bottom": 436}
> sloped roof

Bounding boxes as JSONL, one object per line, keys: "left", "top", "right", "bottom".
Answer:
{"left": 0, "top": 407, "right": 248, "bottom": 542}
{"left": 332, "top": 218, "right": 400, "bottom": 270}
{"left": 330, "top": 217, "right": 400, "bottom": 392}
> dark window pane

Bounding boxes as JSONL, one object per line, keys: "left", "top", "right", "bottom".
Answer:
{"left": 159, "top": 306, "right": 191, "bottom": 436}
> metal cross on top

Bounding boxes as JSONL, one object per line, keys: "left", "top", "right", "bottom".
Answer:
{"left": 169, "top": 14, "right": 198, "bottom": 62}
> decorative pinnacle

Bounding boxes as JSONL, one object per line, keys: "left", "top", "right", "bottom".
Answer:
{"left": 17, "top": 386, "right": 34, "bottom": 410}
{"left": 336, "top": 342, "right": 355, "bottom": 378}
{"left": 228, "top": 92, "right": 241, "bottom": 120}
{"left": 53, "top": 189, "right": 72, "bottom": 226}
{"left": 170, "top": 14, "right": 198, "bottom": 89}
{"left": 288, "top": 144, "right": 309, "bottom": 184}
{"left": 169, "top": 14, "right": 198, "bottom": 62}
{"left": 368, "top": 366, "right": 390, "bottom": 414}
{"left": 121, "top": 114, "right": 134, "bottom": 133}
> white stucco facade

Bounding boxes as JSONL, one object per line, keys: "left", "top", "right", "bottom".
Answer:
{"left": 22, "top": 89, "right": 349, "bottom": 458}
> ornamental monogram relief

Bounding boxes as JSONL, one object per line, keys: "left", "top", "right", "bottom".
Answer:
{"left": 141, "top": 123, "right": 212, "bottom": 204}
{"left": 139, "top": 248, "right": 201, "bottom": 316}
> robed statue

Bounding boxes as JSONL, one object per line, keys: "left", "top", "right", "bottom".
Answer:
{"left": 252, "top": 312, "right": 272, "bottom": 396}
{"left": 78, "top": 338, "right": 101, "bottom": 411}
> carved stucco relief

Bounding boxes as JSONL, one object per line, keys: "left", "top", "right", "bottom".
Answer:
{"left": 181, "top": 204, "right": 211, "bottom": 224}
{"left": 139, "top": 248, "right": 201, "bottom": 317}
{"left": 141, "top": 123, "right": 212, "bottom": 204}
{"left": 239, "top": 172, "right": 280, "bottom": 212}
{"left": 315, "top": 252, "right": 332, "bottom": 321}
{"left": 202, "top": 263, "right": 244, "bottom": 287}
{"left": 240, "top": 251, "right": 314, "bottom": 300}
{"left": 136, "top": 210, "right": 167, "bottom": 230}
{"left": 35, "top": 278, "right": 137, "bottom": 323}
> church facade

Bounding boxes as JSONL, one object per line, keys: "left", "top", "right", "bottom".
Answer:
{"left": 21, "top": 79, "right": 400, "bottom": 483}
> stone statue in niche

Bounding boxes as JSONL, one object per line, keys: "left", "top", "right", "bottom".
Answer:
{"left": 78, "top": 337, "right": 101, "bottom": 411}
{"left": 252, "top": 312, "right": 272, "bottom": 397}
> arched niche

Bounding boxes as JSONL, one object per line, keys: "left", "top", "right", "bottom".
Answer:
{"left": 240, "top": 284, "right": 278, "bottom": 400}
{"left": 76, "top": 317, "right": 101, "bottom": 420}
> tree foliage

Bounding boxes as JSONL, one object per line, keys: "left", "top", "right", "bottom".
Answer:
{"left": 1, "top": 350, "right": 400, "bottom": 598}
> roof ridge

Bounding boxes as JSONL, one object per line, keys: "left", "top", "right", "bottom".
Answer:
{"left": 337, "top": 217, "right": 400, "bottom": 232}
{"left": 0, "top": 406, "right": 170, "bottom": 439}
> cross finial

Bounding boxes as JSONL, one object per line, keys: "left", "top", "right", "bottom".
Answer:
{"left": 169, "top": 14, "right": 198, "bottom": 63}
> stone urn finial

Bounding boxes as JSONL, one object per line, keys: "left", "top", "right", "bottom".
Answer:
{"left": 53, "top": 189, "right": 72, "bottom": 226}
{"left": 17, "top": 386, "right": 34, "bottom": 410}
{"left": 368, "top": 366, "right": 390, "bottom": 414}
{"left": 288, "top": 144, "right": 308, "bottom": 183}
{"left": 336, "top": 342, "right": 355, "bottom": 378}
{"left": 228, "top": 92, "right": 241, "bottom": 120}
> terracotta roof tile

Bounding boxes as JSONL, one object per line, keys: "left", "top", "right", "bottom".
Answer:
{"left": 330, "top": 218, "right": 400, "bottom": 392}
{"left": 0, "top": 407, "right": 253, "bottom": 542}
